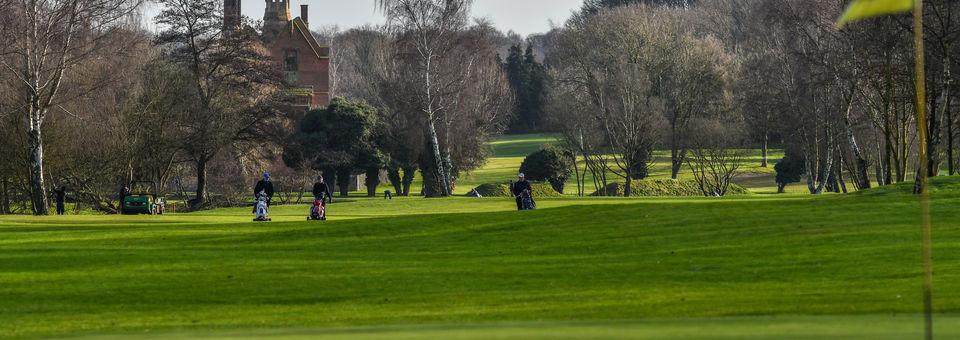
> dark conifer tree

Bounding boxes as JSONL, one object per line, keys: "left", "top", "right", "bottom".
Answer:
{"left": 503, "top": 43, "right": 547, "bottom": 133}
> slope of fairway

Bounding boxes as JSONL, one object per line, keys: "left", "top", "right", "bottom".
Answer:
{"left": 2, "top": 178, "right": 960, "bottom": 338}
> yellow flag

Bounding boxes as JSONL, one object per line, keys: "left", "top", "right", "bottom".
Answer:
{"left": 836, "top": 0, "right": 913, "bottom": 28}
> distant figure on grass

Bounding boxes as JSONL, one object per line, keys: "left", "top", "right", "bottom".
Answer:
{"left": 118, "top": 186, "right": 129, "bottom": 212}
{"left": 310, "top": 175, "right": 333, "bottom": 221}
{"left": 52, "top": 186, "right": 67, "bottom": 215}
{"left": 254, "top": 172, "right": 275, "bottom": 212}
{"left": 511, "top": 173, "right": 535, "bottom": 211}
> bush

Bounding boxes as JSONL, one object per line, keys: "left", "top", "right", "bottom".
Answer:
{"left": 471, "top": 183, "right": 511, "bottom": 197}
{"left": 590, "top": 179, "right": 749, "bottom": 197}
{"left": 519, "top": 146, "right": 575, "bottom": 194}
{"left": 774, "top": 155, "right": 805, "bottom": 193}
{"left": 470, "top": 182, "right": 562, "bottom": 197}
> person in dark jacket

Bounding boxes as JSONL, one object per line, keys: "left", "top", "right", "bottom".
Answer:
{"left": 118, "top": 186, "right": 130, "bottom": 212}
{"left": 254, "top": 172, "right": 275, "bottom": 206}
{"left": 511, "top": 173, "right": 533, "bottom": 211}
{"left": 312, "top": 175, "right": 333, "bottom": 202}
{"left": 52, "top": 186, "right": 67, "bottom": 215}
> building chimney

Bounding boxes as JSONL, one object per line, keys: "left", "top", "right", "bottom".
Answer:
{"left": 301, "top": 5, "right": 309, "bottom": 27}
{"left": 223, "top": 0, "right": 241, "bottom": 31}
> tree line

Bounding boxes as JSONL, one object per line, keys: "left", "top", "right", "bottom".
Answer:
{"left": 0, "top": 0, "right": 512, "bottom": 214}
{"left": 540, "top": 0, "right": 960, "bottom": 196}
{"left": 2, "top": 0, "right": 959, "bottom": 214}
{"left": 1, "top": 0, "right": 316, "bottom": 214}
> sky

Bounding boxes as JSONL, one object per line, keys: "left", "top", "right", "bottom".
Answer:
{"left": 143, "top": 0, "right": 584, "bottom": 36}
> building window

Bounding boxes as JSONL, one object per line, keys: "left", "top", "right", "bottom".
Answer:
{"left": 285, "top": 49, "right": 298, "bottom": 83}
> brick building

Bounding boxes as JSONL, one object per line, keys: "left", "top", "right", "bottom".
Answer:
{"left": 225, "top": 0, "right": 331, "bottom": 110}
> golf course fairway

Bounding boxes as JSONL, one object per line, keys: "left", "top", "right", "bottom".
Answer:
{"left": 2, "top": 178, "right": 960, "bottom": 338}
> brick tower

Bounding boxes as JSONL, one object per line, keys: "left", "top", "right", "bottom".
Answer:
{"left": 263, "top": 0, "right": 292, "bottom": 41}
{"left": 223, "top": 0, "right": 241, "bottom": 30}
{"left": 217, "top": 0, "right": 330, "bottom": 110}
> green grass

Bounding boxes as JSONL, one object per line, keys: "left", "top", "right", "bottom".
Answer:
{"left": 2, "top": 133, "right": 958, "bottom": 339}
{"left": 453, "top": 134, "right": 791, "bottom": 195}
{"left": 65, "top": 317, "right": 960, "bottom": 339}
{"left": 3, "top": 177, "right": 960, "bottom": 338}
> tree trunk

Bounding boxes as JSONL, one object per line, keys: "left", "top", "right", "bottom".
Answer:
{"left": 193, "top": 158, "right": 208, "bottom": 208}
{"left": 670, "top": 146, "right": 684, "bottom": 179}
{"left": 28, "top": 121, "right": 49, "bottom": 215}
{"left": 805, "top": 138, "right": 834, "bottom": 195}
{"left": 443, "top": 138, "right": 455, "bottom": 195}
{"left": 828, "top": 170, "right": 839, "bottom": 193}
{"left": 943, "top": 49, "right": 954, "bottom": 175}
{"left": 337, "top": 168, "right": 351, "bottom": 198}
{"left": 844, "top": 115, "right": 871, "bottom": 189}
{"left": 805, "top": 155, "right": 817, "bottom": 194}
{"left": 425, "top": 120, "right": 449, "bottom": 197}
{"left": 948, "top": 98, "right": 954, "bottom": 175}
{"left": 884, "top": 132, "right": 894, "bottom": 185}
{"left": 572, "top": 154, "right": 583, "bottom": 197}
{"left": 928, "top": 87, "right": 942, "bottom": 177}
{"left": 387, "top": 167, "right": 403, "bottom": 195}
{"left": 624, "top": 175, "right": 632, "bottom": 198}
{"left": 836, "top": 152, "right": 847, "bottom": 194}
{"left": 669, "top": 114, "right": 683, "bottom": 179}
{"left": 324, "top": 168, "right": 338, "bottom": 196}
{"left": 875, "top": 137, "right": 886, "bottom": 187}
{"left": 365, "top": 167, "right": 379, "bottom": 197}
{"left": 0, "top": 176, "right": 8, "bottom": 215}
{"left": 420, "top": 160, "right": 444, "bottom": 198}
{"left": 898, "top": 119, "right": 907, "bottom": 182}
{"left": 777, "top": 183, "right": 786, "bottom": 194}
{"left": 761, "top": 133, "right": 769, "bottom": 168}
{"left": 401, "top": 166, "right": 416, "bottom": 196}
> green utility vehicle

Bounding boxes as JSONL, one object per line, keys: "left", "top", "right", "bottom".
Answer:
{"left": 121, "top": 181, "right": 165, "bottom": 215}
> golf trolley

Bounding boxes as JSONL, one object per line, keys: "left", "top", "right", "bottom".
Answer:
{"left": 519, "top": 190, "right": 536, "bottom": 211}
{"left": 308, "top": 197, "right": 327, "bottom": 221}
{"left": 253, "top": 191, "right": 271, "bottom": 222}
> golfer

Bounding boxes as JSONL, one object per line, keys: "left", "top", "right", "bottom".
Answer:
{"left": 511, "top": 173, "right": 533, "bottom": 211}
{"left": 254, "top": 172, "right": 275, "bottom": 206}
{"left": 312, "top": 175, "right": 333, "bottom": 201}
{"left": 52, "top": 186, "right": 67, "bottom": 215}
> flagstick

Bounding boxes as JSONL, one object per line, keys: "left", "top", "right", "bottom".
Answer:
{"left": 913, "top": 0, "right": 934, "bottom": 339}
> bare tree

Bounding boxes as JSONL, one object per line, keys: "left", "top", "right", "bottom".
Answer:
{"left": 376, "top": 0, "right": 473, "bottom": 197}
{"left": 921, "top": 0, "right": 960, "bottom": 176}
{"left": 649, "top": 15, "right": 729, "bottom": 179}
{"left": 336, "top": 27, "right": 424, "bottom": 196}
{"left": 686, "top": 119, "right": 747, "bottom": 196}
{"left": 551, "top": 6, "right": 685, "bottom": 197}
{"left": 546, "top": 84, "right": 610, "bottom": 196}
{"left": 154, "top": 0, "right": 286, "bottom": 208}
{"left": 0, "top": 0, "right": 144, "bottom": 214}
{"left": 438, "top": 22, "right": 511, "bottom": 186}
{"left": 129, "top": 59, "right": 193, "bottom": 196}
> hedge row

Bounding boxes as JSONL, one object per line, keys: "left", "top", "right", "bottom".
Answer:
{"left": 470, "top": 179, "right": 748, "bottom": 197}
{"left": 590, "top": 179, "right": 749, "bottom": 197}
{"left": 469, "top": 182, "right": 563, "bottom": 197}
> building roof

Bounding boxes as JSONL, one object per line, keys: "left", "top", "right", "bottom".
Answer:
{"left": 289, "top": 17, "right": 329, "bottom": 60}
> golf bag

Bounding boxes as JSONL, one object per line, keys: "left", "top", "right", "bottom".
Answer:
{"left": 308, "top": 197, "right": 326, "bottom": 221}
{"left": 253, "top": 191, "right": 271, "bottom": 222}
{"left": 520, "top": 190, "right": 536, "bottom": 210}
